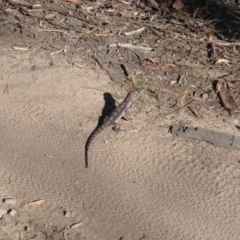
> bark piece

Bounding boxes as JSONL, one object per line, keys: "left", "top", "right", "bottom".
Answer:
{"left": 171, "top": 124, "right": 240, "bottom": 150}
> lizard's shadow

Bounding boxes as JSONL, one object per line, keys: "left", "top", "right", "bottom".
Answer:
{"left": 96, "top": 92, "right": 116, "bottom": 129}
{"left": 84, "top": 92, "right": 116, "bottom": 167}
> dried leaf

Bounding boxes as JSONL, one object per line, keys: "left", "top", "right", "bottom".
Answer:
{"left": 178, "top": 94, "right": 186, "bottom": 107}
{"left": 172, "top": 0, "right": 184, "bottom": 10}
{"left": 215, "top": 59, "right": 232, "bottom": 67}
{"left": 148, "top": 58, "right": 159, "bottom": 64}
{"left": 147, "top": 58, "right": 176, "bottom": 70}
{"left": 147, "top": 58, "right": 161, "bottom": 68}
{"left": 160, "top": 63, "right": 176, "bottom": 70}
{"left": 27, "top": 199, "right": 45, "bottom": 206}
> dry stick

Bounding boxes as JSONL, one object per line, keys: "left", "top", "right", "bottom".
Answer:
{"left": 32, "top": 28, "right": 67, "bottom": 33}
{"left": 124, "top": 27, "right": 145, "bottom": 36}
{"left": 108, "top": 43, "right": 153, "bottom": 52}
{"left": 171, "top": 124, "right": 240, "bottom": 150}
{"left": 182, "top": 34, "right": 240, "bottom": 48}
{"left": 214, "top": 40, "right": 240, "bottom": 47}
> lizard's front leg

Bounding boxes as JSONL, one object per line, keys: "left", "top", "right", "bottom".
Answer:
{"left": 122, "top": 109, "right": 132, "bottom": 121}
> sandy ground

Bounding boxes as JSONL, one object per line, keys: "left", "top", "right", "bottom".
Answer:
{"left": 1, "top": 47, "right": 240, "bottom": 240}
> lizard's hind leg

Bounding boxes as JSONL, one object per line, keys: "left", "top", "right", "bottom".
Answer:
{"left": 112, "top": 122, "right": 121, "bottom": 133}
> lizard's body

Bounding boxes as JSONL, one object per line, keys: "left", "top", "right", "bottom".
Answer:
{"left": 85, "top": 90, "right": 139, "bottom": 168}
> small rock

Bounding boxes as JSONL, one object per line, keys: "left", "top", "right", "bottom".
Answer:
{"left": 3, "top": 198, "right": 16, "bottom": 205}
{"left": 8, "top": 209, "right": 17, "bottom": 216}
{"left": 170, "top": 80, "right": 177, "bottom": 85}
{"left": 65, "top": 17, "right": 82, "bottom": 27}
{"left": 201, "top": 93, "right": 208, "bottom": 99}
{"left": 45, "top": 13, "right": 56, "bottom": 20}
{"left": 0, "top": 208, "right": 7, "bottom": 219}
{"left": 148, "top": 0, "right": 159, "bottom": 10}
{"left": 63, "top": 210, "right": 71, "bottom": 218}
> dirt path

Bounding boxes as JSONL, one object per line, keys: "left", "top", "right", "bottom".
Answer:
{"left": 1, "top": 0, "right": 240, "bottom": 238}
{"left": 0, "top": 47, "right": 240, "bottom": 240}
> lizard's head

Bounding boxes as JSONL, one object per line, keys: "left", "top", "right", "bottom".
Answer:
{"left": 125, "top": 89, "right": 139, "bottom": 106}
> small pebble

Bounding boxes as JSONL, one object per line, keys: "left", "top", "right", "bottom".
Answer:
{"left": 0, "top": 208, "right": 7, "bottom": 218}
{"left": 8, "top": 209, "right": 17, "bottom": 216}
{"left": 63, "top": 210, "right": 71, "bottom": 218}
{"left": 201, "top": 93, "right": 208, "bottom": 99}
{"left": 170, "top": 80, "right": 177, "bottom": 85}
{"left": 45, "top": 13, "right": 56, "bottom": 20}
{"left": 3, "top": 198, "right": 16, "bottom": 205}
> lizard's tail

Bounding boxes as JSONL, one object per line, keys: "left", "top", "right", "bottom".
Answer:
{"left": 84, "top": 139, "right": 90, "bottom": 168}
{"left": 84, "top": 130, "right": 97, "bottom": 168}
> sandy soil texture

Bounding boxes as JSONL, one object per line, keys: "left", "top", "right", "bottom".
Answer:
{"left": 1, "top": 0, "right": 240, "bottom": 238}
{"left": 0, "top": 48, "right": 240, "bottom": 240}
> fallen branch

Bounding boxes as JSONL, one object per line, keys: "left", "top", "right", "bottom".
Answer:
{"left": 124, "top": 27, "right": 145, "bottom": 36}
{"left": 214, "top": 39, "right": 240, "bottom": 47}
{"left": 171, "top": 124, "right": 240, "bottom": 150}
{"left": 108, "top": 43, "right": 153, "bottom": 52}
